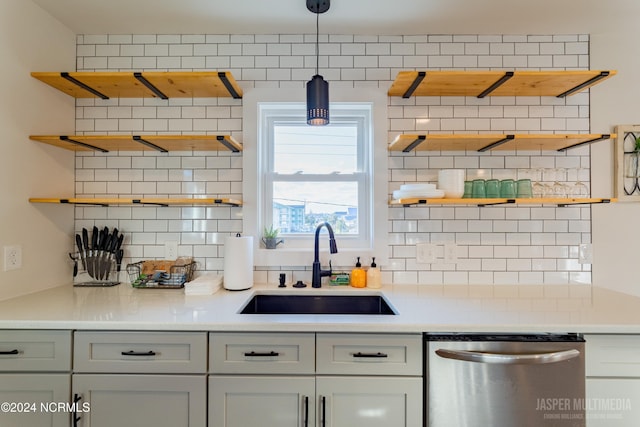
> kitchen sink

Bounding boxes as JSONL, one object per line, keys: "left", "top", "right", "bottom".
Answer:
{"left": 239, "top": 293, "right": 397, "bottom": 315}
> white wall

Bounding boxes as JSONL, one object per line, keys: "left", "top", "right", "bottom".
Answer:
{"left": 591, "top": 25, "right": 640, "bottom": 296}
{"left": 0, "top": 0, "right": 75, "bottom": 300}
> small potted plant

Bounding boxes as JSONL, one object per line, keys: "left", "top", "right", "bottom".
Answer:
{"left": 262, "top": 225, "right": 283, "bottom": 249}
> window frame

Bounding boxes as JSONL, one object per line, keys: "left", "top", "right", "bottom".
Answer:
{"left": 243, "top": 88, "right": 388, "bottom": 267}
{"left": 263, "top": 107, "right": 371, "bottom": 248}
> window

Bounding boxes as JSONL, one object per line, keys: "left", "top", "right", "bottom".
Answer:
{"left": 244, "top": 88, "right": 387, "bottom": 267}
{"left": 263, "top": 105, "right": 370, "bottom": 246}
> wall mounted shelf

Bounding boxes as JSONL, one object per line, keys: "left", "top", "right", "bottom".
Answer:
{"left": 389, "top": 133, "right": 615, "bottom": 153}
{"left": 31, "top": 71, "right": 243, "bottom": 99}
{"left": 29, "top": 135, "right": 242, "bottom": 153}
{"left": 29, "top": 198, "right": 242, "bottom": 207}
{"left": 388, "top": 70, "right": 616, "bottom": 98}
{"left": 389, "top": 197, "right": 615, "bottom": 207}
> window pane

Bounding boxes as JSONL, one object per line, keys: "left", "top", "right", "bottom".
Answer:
{"left": 272, "top": 181, "right": 358, "bottom": 235}
{"left": 273, "top": 124, "right": 358, "bottom": 174}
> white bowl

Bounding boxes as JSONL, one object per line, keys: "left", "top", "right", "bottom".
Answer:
{"left": 438, "top": 170, "right": 465, "bottom": 198}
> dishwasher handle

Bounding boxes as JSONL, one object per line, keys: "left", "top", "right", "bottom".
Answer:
{"left": 435, "top": 348, "right": 580, "bottom": 365}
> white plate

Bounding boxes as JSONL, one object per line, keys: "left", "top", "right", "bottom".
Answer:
{"left": 400, "top": 183, "right": 436, "bottom": 191}
{"left": 393, "top": 189, "right": 445, "bottom": 199}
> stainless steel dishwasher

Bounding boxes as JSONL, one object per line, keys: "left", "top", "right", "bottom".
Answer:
{"left": 425, "top": 333, "right": 585, "bottom": 427}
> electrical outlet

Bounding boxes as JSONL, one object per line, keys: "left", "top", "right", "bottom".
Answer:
{"left": 3, "top": 245, "right": 22, "bottom": 271}
{"left": 165, "top": 241, "right": 178, "bottom": 260}
{"left": 578, "top": 243, "right": 593, "bottom": 264}
{"left": 444, "top": 243, "right": 458, "bottom": 264}
{"left": 416, "top": 243, "right": 436, "bottom": 263}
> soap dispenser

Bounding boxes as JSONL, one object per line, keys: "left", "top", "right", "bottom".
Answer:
{"left": 367, "top": 257, "right": 381, "bottom": 289}
{"left": 350, "top": 257, "right": 367, "bottom": 288}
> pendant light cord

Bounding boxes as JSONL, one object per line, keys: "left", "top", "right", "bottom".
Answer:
{"left": 315, "top": 7, "right": 320, "bottom": 76}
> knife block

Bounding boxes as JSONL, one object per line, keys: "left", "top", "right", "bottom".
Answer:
{"left": 70, "top": 251, "right": 121, "bottom": 287}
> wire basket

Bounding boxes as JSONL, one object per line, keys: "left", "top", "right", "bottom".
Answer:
{"left": 126, "top": 259, "right": 196, "bottom": 289}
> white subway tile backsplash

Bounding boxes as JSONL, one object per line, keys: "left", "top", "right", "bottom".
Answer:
{"left": 74, "top": 32, "right": 592, "bottom": 284}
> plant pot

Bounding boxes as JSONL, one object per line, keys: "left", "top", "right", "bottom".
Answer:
{"left": 262, "top": 237, "right": 284, "bottom": 249}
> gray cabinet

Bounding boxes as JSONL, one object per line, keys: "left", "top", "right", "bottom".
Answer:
{"left": 73, "top": 331, "right": 207, "bottom": 427}
{"left": 0, "top": 374, "right": 70, "bottom": 427}
{"left": 209, "top": 375, "right": 315, "bottom": 427}
{"left": 208, "top": 332, "right": 423, "bottom": 427}
{"left": 316, "top": 376, "right": 422, "bottom": 427}
{"left": 72, "top": 374, "right": 206, "bottom": 427}
{"left": 0, "top": 330, "right": 72, "bottom": 427}
{"left": 585, "top": 334, "right": 640, "bottom": 427}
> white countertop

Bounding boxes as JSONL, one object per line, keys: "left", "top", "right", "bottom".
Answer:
{"left": 0, "top": 283, "right": 638, "bottom": 333}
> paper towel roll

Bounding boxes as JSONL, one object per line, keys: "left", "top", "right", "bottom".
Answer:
{"left": 223, "top": 235, "right": 254, "bottom": 290}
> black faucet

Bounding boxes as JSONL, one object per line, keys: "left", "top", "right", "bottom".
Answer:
{"left": 312, "top": 222, "right": 338, "bottom": 288}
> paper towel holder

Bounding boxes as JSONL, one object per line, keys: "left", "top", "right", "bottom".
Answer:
{"left": 223, "top": 233, "right": 254, "bottom": 291}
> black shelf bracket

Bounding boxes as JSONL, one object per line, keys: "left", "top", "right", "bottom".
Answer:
{"left": 403, "top": 72, "right": 426, "bottom": 98}
{"left": 61, "top": 72, "right": 109, "bottom": 99}
{"left": 217, "top": 135, "right": 241, "bottom": 153}
{"left": 558, "top": 198, "right": 611, "bottom": 207}
{"left": 60, "top": 199, "right": 108, "bottom": 207}
{"left": 557, "top": 71, "right": 610, "bottom": 98}
{"left": 478, "top": 135, "right": 515, "bottom": 152}
{"left": 132, "top": 136, "right": 169, "bottom": 153}
{"left": 218, "top": 72, "right": 242, "bottom": 99}
{"left": 60, "top": 136, "right": 109, "bottom": 153}
{"left": 215, "top": 198, "right": 241, "bottom": 207}
{"left": 133, "top": 72, "right": 168, "bottom": 99}
{"left": 477, "top": 71, "right": 514, "bottom": 98}
{"left": 132, "top": 199, "right": 169, "bottom": 207}
{"left": 402, "top": 135, "right": 427, "bottom": 152}
{"left": 477, "top": 199, "right": 517, "bottom": 207}
{"left": 402, "top": 199, "right": 428, "bottom": 207}
{"left": 557, "top": 134, "right": 611, "bottom": 152}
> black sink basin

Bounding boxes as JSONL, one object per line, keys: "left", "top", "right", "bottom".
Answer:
{"left": 239, "top": 294, "right": 397, "bottom": 315}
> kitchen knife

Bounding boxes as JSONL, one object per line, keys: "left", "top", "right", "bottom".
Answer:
{"left": 99, "top": 232, "right": 115, "bottom": 280}
{"left": 96, "top": 229, "right": 107, "bottom": 279}
{"left": 114, "top": 234, "right": 125, "bottom": 273}
{"left": 89, "top": 226, "right": 98, "bottom": 278}
{"left": 75, "top": 234, "right": 86, "bottom": 270}
{"left": 104, "top": 233, "right": 119, "bottom": 280}
{"left": 69, "top": 253, "right": 78, "bottom": 277}
{"left": 116, "top": 249, "right": 124, "bottom": 272}
{"left": 82, "top": 228, "right": 90, "bottom": 276}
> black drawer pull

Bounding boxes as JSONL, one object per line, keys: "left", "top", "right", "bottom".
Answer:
{"left": 121, "top": 350, "right": 156, "bottom": 356}
{"left": 0, "top": 349, "right": 19, "bottom": 355}
{"left": 352, "top": 352, "right": 388, "bottom": 358}
{"left": 244, "top": 351, "right": 280, "bottom": 357}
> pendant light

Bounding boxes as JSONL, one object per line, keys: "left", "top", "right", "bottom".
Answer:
{"left": 306, "top": 0, "right": 330, "bottom": 126}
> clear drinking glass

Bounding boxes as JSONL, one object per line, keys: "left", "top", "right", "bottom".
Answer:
{"left": 532, "top": 168, "right": 545, "bottom": 198}
{"left": 571, "top": 168, "right": 589, "bottom": 197}
{"left": 551, "top": 168, "right": 567, "bottom": 198}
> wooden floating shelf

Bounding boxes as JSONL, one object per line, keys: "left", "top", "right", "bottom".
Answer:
{"left": 31, "top": 71, "right": 243, "bottom": 99}
{"left": 389, "top": 197, "right": 615, "bottom": 207}
{"left": 29, "top": 198, "right": 242, "bottom": 207}
{"left": 388, "top": 133, "right": 615, "bottom": 153}
{"left": 29, "top": 135, "right": 242, "bottom": 153}
{"left": 388, "top": 70, "right": 616, "bottom": 98}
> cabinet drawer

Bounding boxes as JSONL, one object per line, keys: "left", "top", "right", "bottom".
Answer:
{"left": 0, "top": 330, "right": 71, "bottom": 372}
{"left": 209, "top": 332, "right": 315, "bottom": 374}
{"left": 316, "top": 333, "right": 422, "bottom": 376}
{"left": 74, "top": 331, "right": 207, "bottom": 373}
{"left": 586, "top": 334, "right": 640, "bottom": 377}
